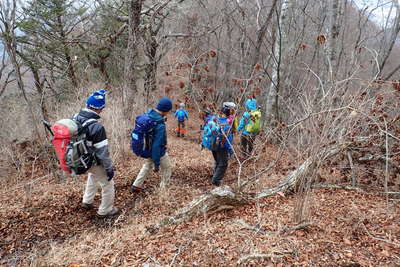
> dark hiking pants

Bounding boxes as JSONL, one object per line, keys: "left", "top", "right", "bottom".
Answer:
{"left": 211, "top": 149, "right": 229, "bottom": 185}
{"left": 241, "top": 134, "right": 255, "bottom": 157}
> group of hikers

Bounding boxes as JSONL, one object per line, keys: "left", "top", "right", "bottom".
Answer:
{"left": 50, "top": 89, "right": 261, "bottom": 217}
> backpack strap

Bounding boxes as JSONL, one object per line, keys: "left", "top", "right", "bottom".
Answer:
{"left": 82, "top": 118, "right": 97, "bottom": 127}
{"left": 76, "top": 118, "right": 97, "bottom": 134}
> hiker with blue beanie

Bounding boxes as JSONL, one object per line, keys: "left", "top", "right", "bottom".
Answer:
{"left": 174, "top": 103, "right": 189, "bottom": 137}
{"left": 131, "top": 97, "right": 173, "bottom": 192}
{"left": 77, "top": 89, "right": 119, "bottom": 217}
{"left": 237, "top": 96, "right": 261, "bottom": 157}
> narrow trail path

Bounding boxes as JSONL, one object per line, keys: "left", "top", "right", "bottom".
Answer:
{"left": 0, "top": 111, "right": 236, "bottom": 261}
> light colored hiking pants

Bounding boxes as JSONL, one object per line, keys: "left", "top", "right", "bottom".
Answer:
{"left": 133, "top": 153, "right": 172, "bottom": 188}
{"left": 82, "top": 165, "right": 115, "bottom": 216}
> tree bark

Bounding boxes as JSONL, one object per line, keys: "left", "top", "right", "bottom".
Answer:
{"left": 378, "top": 0, "right": 400, "bottom": 77}
{"left": 123, "top": 0, "right": 143, "bottom": 116}
{"left": 265, "top": 0, "right": 290, "bottom": 125}
{"left": 327, "top": 0, "right": 340, "bottom": 81}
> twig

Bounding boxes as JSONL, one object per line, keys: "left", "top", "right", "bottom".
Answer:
{"left": 362, "top": 223, "right": 400, "bottom": 247}
{"left": 346, "top": 150, "right": 357, "bottom": 187}
{"left": 235, "top": 219, "right": 266, "bottom": 235}
{"left": 384, "top": 118, "right": 389, "bottom": 193}
{"left": 312, "top": 184, "right": 367, "bottom": 193}
{"left": 237, "top": 253, "right": 283, "bottom": 265}
{"left": 169, "top": 246, "right": 182, "bottom": 267}
{"left": 279, "top": 222, "right": 314, "bottom": 234}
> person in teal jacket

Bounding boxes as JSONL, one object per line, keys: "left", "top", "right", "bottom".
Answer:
{"left": 174, "top": 103, "right": 189, "bottom": 137}
{"left": 237, "top": 97, "right": 258, "bottom": 157}
{"left": 131, "top": 97, "right": 173, "bottom": 192}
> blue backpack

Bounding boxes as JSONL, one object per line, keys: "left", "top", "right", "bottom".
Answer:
{"left": 202, "top": 116, "right": 232, "bottom": 151}
{"left": 176, "top": 109, "right": 187, "bottom": 122}
{"left": 131, "top": 113, "right": 158, "bottom": 158}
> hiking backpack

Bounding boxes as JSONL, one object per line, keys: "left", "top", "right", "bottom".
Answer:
{"left": 175, "top": 109, "right": 187, "bottom": 122}
{"left": 131, "top": 113, "right": 158, "bottom": 158}
{"left": 201, "top": 116, "right": 233, "bottom": 151}
{"left": 245, "top": 109, "right": 262, "bottom": 134}
{"left": 51, "top": 118, "right": 97, "bottom": 175}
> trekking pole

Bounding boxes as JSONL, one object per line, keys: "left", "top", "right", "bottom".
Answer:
{"left": 42, "top": 120, "right": 54, "bottom": 136}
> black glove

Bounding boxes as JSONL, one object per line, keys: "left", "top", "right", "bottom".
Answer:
{"left": 106, "top": 168, "right": 114, "bottom": 181}
{"left": 154, "top": 165, "right": 160, "bottom": 173}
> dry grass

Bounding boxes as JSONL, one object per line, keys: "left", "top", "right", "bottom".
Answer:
{"left": 1, "top": 88, "right": 399, "bottom": 266}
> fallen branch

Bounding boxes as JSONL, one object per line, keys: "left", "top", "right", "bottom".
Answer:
{"left": 256, "top": 145, "right": 342, "bottom": 199}
{"left": 358, "top": 154, "right": 400, "bottom": 170}
{"left": 237, "top": 253, "right": 283, "bottom": 265}
{"left": 362, "top": 223, "right": 400, "bottom": 247}
{"left": 153, "top": 145, "right": 343, "bottom": 230}
{"left": 156, "top": 186, "right": 247, "bottom": 228}
{"left": 235, "top": 219, "right": 266, "bottom": 235}
{"left": 279, "top": 222, "right": 314, "bottom": 234}
{"left": 312, "top": 184, "right": 367, "bottom": 193}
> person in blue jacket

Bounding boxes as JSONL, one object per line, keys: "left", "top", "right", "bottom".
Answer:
{"left": 131, "top": 97, "right": 173, "bottom": 192}
{"left": 207, "top": 105, "right": 233, "bottom": 186}
{"left": 174, "top": 103, "right": 189, "bottom": 137}
{"left": 237, "top": 96, "right": 258, "bottom": 157}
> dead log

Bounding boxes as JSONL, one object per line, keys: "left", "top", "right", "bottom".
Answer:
{"left": 152, "top": 145, "right": 343, "bottom": 231}
{"left": 156, "top": 186, "right": 247, "bottom": 228}
{"left": 256, "top": 146, "right": 342, "bottom": 199}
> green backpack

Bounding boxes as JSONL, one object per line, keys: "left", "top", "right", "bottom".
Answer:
{"left": 245, "top": 109, "right": 262, "bottom": 134}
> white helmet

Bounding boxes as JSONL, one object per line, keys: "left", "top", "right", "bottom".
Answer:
{"left": 179, "top": 103, "right": 185, "bottom": 108}
{"left": 223, "top": 102, "right": 236, "bottom": 109}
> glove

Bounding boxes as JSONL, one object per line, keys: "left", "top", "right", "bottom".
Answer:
{"left": 106, "top": 168, "right": 114, "bottom": 181}
{"left": 154, "top": 165, "right": 160, "bottom": 173}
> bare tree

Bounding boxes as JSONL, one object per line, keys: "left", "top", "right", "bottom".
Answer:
{"left": 377, "top": 0, "right": 400, "bottom": 77}
{"left": 0, "top": 0, "right": 40, "bottom": 139}
{"left": 265, "top": 0, "right": 290, "bottom": 124}
{"left": 123, "top": 0, "right": 143, "bottom": 116}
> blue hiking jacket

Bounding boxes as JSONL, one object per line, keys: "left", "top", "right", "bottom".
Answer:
{"left": 148, "top": 109, "right": 167, "bottom": 167}
{"left": 238, "top": 99, "right": 258, "bottom": 136}
{"left": 174, "top": 108, "right": 189, "bottom": 122}
{"left": 238, "top": 111, "right": 256, "bottom": 136}
{"left": 216, "top": 116, "right": 234, "bottom": 153}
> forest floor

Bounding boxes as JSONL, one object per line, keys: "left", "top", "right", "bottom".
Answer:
{"left": 0, "top": 112, "right": 399, "bottom": 266}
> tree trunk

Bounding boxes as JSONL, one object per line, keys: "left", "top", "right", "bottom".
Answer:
{"left": 144, "top": 34, "right": 158, "bottom": 108}
{"left": 265, "top": 0, "right": 290, "bottom": 125}
{"left": 2, "top": 0, "right": 41, "bottom": 139}
{"left": 123, "top": 0, "right": 143, "bottom": 116}
{"left": 56, "top": 12, "right": 78, "bottom": 88}
{"left": 377, "top": 0, "right": 400, "bottom": 77}
{"left": 327, "top": 0, "right": 340, "bottom": 81}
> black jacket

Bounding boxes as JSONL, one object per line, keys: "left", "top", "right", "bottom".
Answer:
{"left": 73, "top": 108, "right": 113, "bottom": 171}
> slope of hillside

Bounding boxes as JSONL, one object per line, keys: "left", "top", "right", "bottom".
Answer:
{"left": 0, "top": 112, "right": 399, "bottom": 266}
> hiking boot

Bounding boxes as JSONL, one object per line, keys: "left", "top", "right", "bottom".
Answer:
{"left": 81, "top": 202, "right": 93, "bottom": 210}
{"left": 211, "top": 179, "right": 222, "bottom": 186}
{"left": 131, "top": 185, "right": 144, "bottom": 193}
{"left": 98, "top": 208, "right": 119, "bottom": 217}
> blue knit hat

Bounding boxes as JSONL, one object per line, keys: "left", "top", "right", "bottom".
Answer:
{"left": 86, "top": 89, "right": 107, "bottom": 110}
{"left": 157, "top": 97, "right": 173, "bottom": 112}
